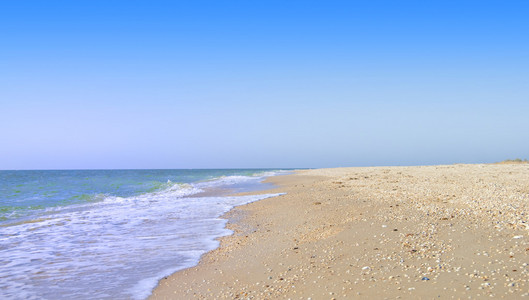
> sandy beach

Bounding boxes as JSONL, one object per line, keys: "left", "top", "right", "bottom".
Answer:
{"left": 150, "top": 164, "right": 529, "bottom": 299}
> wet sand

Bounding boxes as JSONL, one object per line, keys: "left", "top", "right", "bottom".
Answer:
{"left": 150, "top": 164, "right": 529, "bottom": 299}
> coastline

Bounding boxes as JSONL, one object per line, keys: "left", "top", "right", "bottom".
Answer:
{"left": 150, "top": 164, "right": 529, "bottom": 299}
{"left": 0, "top": 169, "right": 286, "bottom": 299}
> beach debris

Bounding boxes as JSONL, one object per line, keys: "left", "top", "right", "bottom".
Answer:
{"left": 513, "top": 235, "right": 523, "bottom": 239}
{"left": 313, "top": 202, "right": 322, "bottom": 205}
{"left": 422, "top": 277, "right": 430, "bottom": 281}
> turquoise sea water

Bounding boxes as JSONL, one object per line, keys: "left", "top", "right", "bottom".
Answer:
{"left": 0, "top": 169, "right": 286, "bottom": 299}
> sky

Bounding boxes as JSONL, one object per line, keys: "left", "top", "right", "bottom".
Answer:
{"left": 1, "top": 0, "right": 528, "bottom": 169}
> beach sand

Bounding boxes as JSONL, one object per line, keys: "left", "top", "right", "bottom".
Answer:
{"left": 150, "top": 164, "right": 529, "bottom": 299}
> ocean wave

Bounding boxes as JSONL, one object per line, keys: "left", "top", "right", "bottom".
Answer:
{"left": 0, "top": 169, "right": 288, "bottom": 299}
{"left": 0, "top": 170, "right": 288, "bottom": 226}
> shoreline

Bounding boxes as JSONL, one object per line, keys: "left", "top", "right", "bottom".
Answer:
{"left": 150, "top": 164, "right": 529, "bottom": 299}
{"left": 0, "top": 169, "right": 290, "bottom": 300}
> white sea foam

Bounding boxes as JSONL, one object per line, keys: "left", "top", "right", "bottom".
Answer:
{"left": 197, "top": 175, "right": 264, "bottom": 188}
{"left": 0, "top": 172, "right": 285, "bottom": 300}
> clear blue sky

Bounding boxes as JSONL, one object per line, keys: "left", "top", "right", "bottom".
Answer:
{"left": 1, "top": 0, "right": 528, "bottom": 169}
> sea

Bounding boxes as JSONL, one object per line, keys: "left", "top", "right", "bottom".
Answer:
{"left": 0, "top": 169, "right": 287, "bottom": 300}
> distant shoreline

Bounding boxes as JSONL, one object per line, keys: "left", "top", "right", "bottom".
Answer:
{"left": 150, "top": 163, "right": 529, "bottom": 299}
